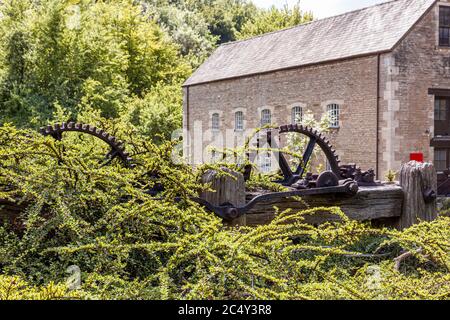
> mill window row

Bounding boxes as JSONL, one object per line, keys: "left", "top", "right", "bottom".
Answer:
{"left": 211, "top": 104, "right": 340, "bottom": 131}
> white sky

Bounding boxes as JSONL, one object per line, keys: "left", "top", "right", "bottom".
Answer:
{"left": 253, "top": 0, "right": 389, "bottom": 18}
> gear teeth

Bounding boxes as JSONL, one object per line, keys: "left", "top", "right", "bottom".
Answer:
{"left": 37, "top": 122, "right": 134, "bottom": 169}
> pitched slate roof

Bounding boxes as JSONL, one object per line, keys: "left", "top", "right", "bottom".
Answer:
{"left": 184, "top": 0, "right": 436, "bottom": 86}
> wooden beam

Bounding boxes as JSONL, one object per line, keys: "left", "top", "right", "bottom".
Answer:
{"left": 245, "top": 185, "right": 404, "bottom": 226}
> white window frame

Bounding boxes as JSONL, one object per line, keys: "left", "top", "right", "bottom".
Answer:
{"left": 235, "top": 111, "right": 244, "bottom": 131}
{"left": 291, "top": 106, "right": 303, "bottom": 124}
{"left": 261, "top": 109, "right": 272, "bottom": 126}
{"left": 327, "top": 103, "right": 340, "bottom": 128}
{"left": 260, "top": 152, "right": 272, "bottom": 173}
{"left": 211, "top": 113, "right": 220, "bottom": 131}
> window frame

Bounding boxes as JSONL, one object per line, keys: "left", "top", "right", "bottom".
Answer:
{"left": 327, "top": 103, "right": 340, "bottom": 129}
{"left": 435, "top": 98, "right": 447, "bottom": 121}
{"left": 211, "top": 113, "right": 220, "bottom": 132}
{"left": 291, "top": 106, "right": 303, "bottom": 124}
{"left": 235, "top": 111, "right": 244, "bottom": 131}
{"left": 435, "top": 149, "right": 448, "bottom": 172}
{"left": 261, "top": 109, "right": 272, "bottom": 127}
{"left": 440, "top": 6, "right": 450, "bottom": 47}
{"left": 260, "top": 152, "right": 272, "bottom": 173}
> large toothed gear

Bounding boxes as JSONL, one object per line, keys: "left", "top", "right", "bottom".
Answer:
{"left": 255, "top": 124, "right": 342, "bottom": 186}
{"left": 278, "top": 124, "right": 341, "bottom": 178}
{"left": 39, "top": 122, "right": 134, "bottom": 168}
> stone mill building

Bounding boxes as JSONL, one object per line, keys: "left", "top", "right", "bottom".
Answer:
{"left": 183, "top": 0, "right": 450, "bottom": 189}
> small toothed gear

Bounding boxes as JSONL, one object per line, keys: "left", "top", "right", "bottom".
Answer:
{"left": 39, "top": 122, "right": 134, "bottom": 168}
{"left": 278, "top": 124, "right": 341, "bottom": 178}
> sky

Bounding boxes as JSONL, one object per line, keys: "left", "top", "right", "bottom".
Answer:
{"left": 253, "top": 0, "right": 389, "bottom": 18}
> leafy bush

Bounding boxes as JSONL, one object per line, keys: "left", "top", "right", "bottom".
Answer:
{"left": 0, "top": 121, "right": 449, "bottom": 300}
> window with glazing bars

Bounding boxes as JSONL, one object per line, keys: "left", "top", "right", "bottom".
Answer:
{"left": 435, "top": 98, "right": 447, "bottom": 121}
{"left": 235, "top": 111, "right": 244, "bottom": 131}
{"left": 260, "top": 152, "right": 272, "bottom": 173}
{"left": 327, "top": 104, "right": 340, "bottom": 128}
{"left": 291, "top": 106, "right": 303, "bottom": 124}
{"left": 211, "top": 113, "right": 220, "bottom": 131}
{"left": 435, "top": 149, "right": 447, "bottom": 172}
{"left": 261, "top": 109, "right": 271, "bottom": 126}
{"left": 440, "top": 6, "right": 450, "bottom": 46}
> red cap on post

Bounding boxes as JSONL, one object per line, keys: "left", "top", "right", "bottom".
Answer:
{"left": 410, "top": 153, "right": 424, "bottom": 163}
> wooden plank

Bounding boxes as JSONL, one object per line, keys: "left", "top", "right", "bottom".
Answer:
{"left": 245, "top": 185, "right": 404, "bottom": 226}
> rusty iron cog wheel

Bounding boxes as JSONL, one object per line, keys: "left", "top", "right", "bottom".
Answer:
{"left": 39, "top": 122, "right": 134, "bottom": 168}
{"left": 262, "top": 124, "right": 342, "bottom": 186}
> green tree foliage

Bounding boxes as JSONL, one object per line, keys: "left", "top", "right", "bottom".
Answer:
{"left": 0, "top": 0, "right": 313, "bottom": 140}
{"left": 0, "top": 0, "right": 190, "bottom": 127}
{"left": 146, "top": 0, "right": 258, "bottom": 45}
{"left": 122, "top": 83, "right": 184, "bottom": 143}
{"left": 188, "top": 0, "right": 258, "bottom": 44}
{"left": 237, "top": 3, "right": 313, "bottom": 40}
{"left": 0, "top": 120, "right": 449, "bottom": 300}
{"left": 144, "top": 0, "right": 219, "bottom": 67}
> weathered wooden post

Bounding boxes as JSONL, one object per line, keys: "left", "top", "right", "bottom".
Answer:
{"left": 399, "top": 161, "right": 438, "bottom": 229}
{"left": 200, "top": 167, "right": 246, "bottom": 227}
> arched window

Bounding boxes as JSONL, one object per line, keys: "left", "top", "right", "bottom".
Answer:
{"left": 235, "top": 111, "right": 244, "bottom": 131}
{"left": 327, "top": 104, "right": 340, "bottom": 128}
{"left": 261, "top": 109, "right": 271, "bottom": 126}
{"left": 211, "top": 113, "right": 220, "bottom": 131}
{"left": 291, "top": 106, "right": 303, "bottom": 124}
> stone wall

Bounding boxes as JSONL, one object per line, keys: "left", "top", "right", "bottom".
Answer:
{"left": 184, "top": 55, "right": 379, "bottom": 172}
{"left": 378, "top": 1, "right": 450, "bottom": 176}
{"left": 183, "top": 1, "right": 450, "bottom": 178}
